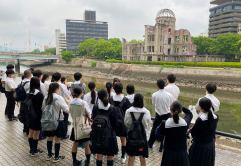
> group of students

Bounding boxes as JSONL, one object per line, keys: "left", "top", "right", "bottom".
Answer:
{"left": 0, "top": 64, "right": 220, "bottom": 166}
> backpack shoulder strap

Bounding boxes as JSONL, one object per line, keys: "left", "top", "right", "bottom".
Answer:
{"left": 130, "top": 112, "right": 136, "bottom": 122}
{"left": 23, "top": 81, "right": 30, "bottom": 86}
{"left": 138, "top": 113, "right": 145, "bottom": 122}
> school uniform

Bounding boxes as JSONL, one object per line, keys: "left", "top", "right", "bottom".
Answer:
{"left": 189, "top": 112, "right": 218, "bottom": 166}
{"left": 83, "top": 91, "right": 98, "bottom": 113}
{"left": 164, "top": 83, "right": 180, "bottom": 100}
{"left": 28, "top": 89, "right": 44, "bottom": 131}
{"left": 69, "top": 98, "right": 91, "bottom": 144}
{"left": 157, "top": 108, "right": 193, "bottom": 166}
{"left": 91, "top": 101, "right": 122, "bottom": 156}
{"left": 43, "top": 80, "right": 51, "bottom": 93}
{"left": 71, "top": 81, "right": 86, "bottom": 95}
{"left": 4, "top": 77, "right": 17, "bottom": 119}
{"left": 42, "top": 93, "right": 69, "bottom": 138}
{"left": 125, "top": 94, "right": 135, "bottom": 104}
{"left": 110, "top": 94, "right": 131, "bottom": 137}
{"left": 195, "top": 94, "right": 220, "bottom": 113}
{"left": 124, "top": 106, "right": 152, "bottom": 158}
{"left": 40, "top": 82, "right": 48, "bottom": 97}
{"left": 148, "top": 89, "right": 175, "bottom": 148}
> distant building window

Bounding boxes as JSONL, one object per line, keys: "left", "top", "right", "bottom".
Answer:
{"left": 147, "top": 56, "right": 152, "bottom": 61}
{"left": 160, "top": 46, "right": 162, "bottom": 52}
{"left": 216, "top": 8, "right": 222, "bottom": 14}
{"left": 175, "top": 36, "right": 180, "bottom": 42}
{"left": 168, "top": 38, "right": 172, "bottom": 45}
{"left": 234, "top": 5, "right": 241, "bottom": 10}
{"left": 158, "top": 57, "right": 161, "bottom": 61}
{"left": 174, "top": 47, "right": 179, "bottom": 54}
{"left": 183, "top": 35, "right": 189, "bottom": 42}
{"left": 168, "top": 28, "right": 171, "bottom": 34}
{"left": 152, "top": 46, "right": 155, "bottom": 52}
{"left": 182, "top": 46, "right": 187, "bottom": 53}
{"left": 168, "top": 49, "right": 171, "bottom": 55}
{"left": 223, "top": 5, "right": 232, "bottom": 12}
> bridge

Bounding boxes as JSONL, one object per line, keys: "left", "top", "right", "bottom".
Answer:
{"left": 0, "top": 52, "right": 59, "bottom": 73}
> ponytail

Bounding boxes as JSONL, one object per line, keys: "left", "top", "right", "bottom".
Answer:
{"left": 207, "top": 109, "right": 214, "bottom": 122}
{"left": 105, "top": 82, "right": 113, "bottom": 98}
{"left": 173, "top": 112, "right": 179, "bottom": 124}
{"left": 46, "top": 83, "right": 59, "bottom": 105}
{"left": 88, "top": 81, "right": 96, "bottom": 105}
{"left": 199, "top": 97, "right": 214, "bottom": 123}
{"left": 98, "top": 89, "right": 109, "bottom": 107}
{"left": 170, "top": 101, "right": 182, "bottom": 124}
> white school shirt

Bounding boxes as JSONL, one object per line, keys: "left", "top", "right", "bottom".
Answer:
{"left": 83, "top": 91, "right": 97, "bottom": 113}
{"left": 195, "top": 93, "right": 220, "bottom": 113}
{"left": 58, "top": 82, "right": 71, "bottom": 100}
{"left": 124, "top": 106, "right": 152, "bottom": 135}
{"left": 22, "top": 78, "right": 30, "bottom": 93}
{"left": 40, "top": 82, "right": 48, "bottom": 97}
{"left": 72, "top": 81, "right": 86, "bottom": 90}
{"left": 44, "top": 80, "right": 51, "bottom": 93}
{"left": 42, "top": 93, "right": 69, "bottom": 121}
{"left": 125, "top": 94, "right": 135, "bottom": 104}
{"left": 152, "top": 89, "right": 175, "bottom": 116}
{"left": 5, "top": 77, "right": 17, "bottom": 92}
{"left": 164, "top": 83, "right": 180, "bottom": 100}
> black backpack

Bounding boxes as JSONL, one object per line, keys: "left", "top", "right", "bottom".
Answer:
{"left": 111, "top": 97, "right": 130, "bottom": 116}
{"left": 91, "top": 108, "right": 114, "bottom": 150}
{"left": 0, "top": 79, "right": 5, "bottom": 93}
{"left": 126, "top": 112, "right": 147, "bottom": 152}
{"left": 15, "top": 81, "right": 29, "bottom": 102}
{"left": 24, "top": 94, "right": 37, "bottom": 120}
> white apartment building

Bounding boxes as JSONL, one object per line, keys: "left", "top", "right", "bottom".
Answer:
{"left": 55, "top": 29, "right": 66, "bottom": 56}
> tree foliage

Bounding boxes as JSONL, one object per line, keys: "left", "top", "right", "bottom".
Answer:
{"left": 62, "top": 50, "right": 75, "bottom": 63}
{"left": 193, "top": 33, "right": 241, "bottom": 59}
{"left": 78, "top": 38, "right": 122, "bottom": 59}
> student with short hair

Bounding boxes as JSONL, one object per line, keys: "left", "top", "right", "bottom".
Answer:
{"left": 4, "top": 69, "right": 17, "bottom": 121}
{"left": 164, "top": 74, "right": 180, "bottom": 100}
{"left": 83, "top": 81, "right": 97, "bottom": 113}
{"left": 156, "top": 101, "right": 193, "bottom": 166}
{"left": 33, "top": 70, "right": 47, "bottom": 97}
{"left": 110, "top": 82, "right": 131, "bottom": 163}
{"left": 124, "top": 93, "right": 152, "bottom": 166}
{"left": 27, "top": 77, "right": 44, "bottom": 156}
{"left": 70, "top": 72, "right": 86, "bottom": 96}
{"left": 91, "top": 89, "right": 123, "bottom": 166}
{"left": 189, "top": 97, "right": 218, "bottom": 166}
{"left": 70, "top": 88, "right": 92, "bottom": 166}
{"left": 148, "top": 79, "right": 175, "bottom": 152}
{"left": 196, "top": 83, "right": 220, "bottom": 113}
{"left": 125, "top": 84, "right": 135, "bottom": 104}
{"left": 42, "top": 83, "right": 69, "bottom": 162}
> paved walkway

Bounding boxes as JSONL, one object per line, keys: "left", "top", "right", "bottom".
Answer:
{"left": 0, "top": 93, "right": 241, "bottom": 166}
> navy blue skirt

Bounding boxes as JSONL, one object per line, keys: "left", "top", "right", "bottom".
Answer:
{"left": 43, "top": 121, "right": 65, "bottom": 138}
{"left": 189, "top": 141, "right": 215, "bottom": 166}
{"left": 161, "top": 149, "right": 190, "bottom": 166}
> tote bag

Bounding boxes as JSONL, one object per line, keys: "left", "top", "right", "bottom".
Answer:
{"left": 70, "top": 104, "right": 91, "bottom": 140}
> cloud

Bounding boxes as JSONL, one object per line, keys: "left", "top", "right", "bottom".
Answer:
{"left": 0, "top": 0, "right": 211, "bottom": 50}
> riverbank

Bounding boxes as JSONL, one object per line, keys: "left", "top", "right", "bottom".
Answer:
{"left": 33, "top": 60, "right": 241, "bottom": 134}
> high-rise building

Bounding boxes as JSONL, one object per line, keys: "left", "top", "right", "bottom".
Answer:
{"left": 55, "top": 29, "right": 66, "bottom": 56}
{"left": 66, "top": 10, "right": 108, "bottom": 51}
{"left": 209, "top": 0, "right": 241, "bottom": 37}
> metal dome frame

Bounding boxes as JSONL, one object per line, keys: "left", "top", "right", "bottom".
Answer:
{"left": 156, "top": 9, "right": 175, "bottom": 18}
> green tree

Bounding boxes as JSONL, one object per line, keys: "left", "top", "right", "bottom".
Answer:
{"left": 192, "top": 36, "right": 214, "bottom": 55}
{"left": 94, "top": 39, "right": 114, "bottom": 59}
{"left": 62, "top": 50, "right": 74, "bottom": 63}
{"left": 44, "top": 48, "right": 56, "bottom": 55}
{"left": 79, "top": 38, "right": 97, "bottom": 56}
{"left": 128, "top": 40, "right": 144, "bottom": 44}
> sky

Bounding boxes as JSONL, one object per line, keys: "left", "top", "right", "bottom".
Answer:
{"left": 0, "top": 0, "right": 212, "bottom": 51}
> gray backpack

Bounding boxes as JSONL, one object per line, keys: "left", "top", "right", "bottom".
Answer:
{"left": 41, "top": 99, "right": 60, "bottom": 131}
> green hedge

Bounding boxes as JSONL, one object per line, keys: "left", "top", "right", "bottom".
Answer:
{"left": 106, "top": 59, "right": 241, "bottom": 68}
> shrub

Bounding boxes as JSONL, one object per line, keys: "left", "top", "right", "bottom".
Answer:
{"left": 91, "top": 61, "right": 97, "bottom": 68}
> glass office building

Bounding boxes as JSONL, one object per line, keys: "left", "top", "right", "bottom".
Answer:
{"left": 209, "top": 0, "right": 241, "bottom": 37}
{"left": 66, "top": 11, "right": 108, "bottom": 51}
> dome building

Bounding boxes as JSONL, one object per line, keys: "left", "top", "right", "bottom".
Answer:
{"left": 122, "top": 9, "right": 197, "bottom": 61}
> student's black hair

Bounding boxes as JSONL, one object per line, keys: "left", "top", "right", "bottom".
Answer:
{"left": 88, "top": 81, "right": 96, "bottom": 104}
{"left": 30, "top": 77, "right": 40, "bottom": 93}
{"left": 98, "top": 89, "right": 109, "bottom": 107}
{"left": 61, "top": 77, "right": 66, "bottom": 84}
{"left": 113, "top": 78, "right": 120, "bottom": 85}
{"left": 206, "top": 83, "right": 217, "bottom": 94}
{"left": 73, "top": 87, "right": 82, "bottom": 98}
{"left": 32, "top": 70, "right": 43, "bottom": 78}
{"left": 51, "top": 72, "right": 61, "bottom": 82}
{"left": 113, "top": 82, "right": 123, "bottom": 94}
{"left": 167, "top": 74, "right": 176, "bottom": 83}
{"left": 46, "top": 83, "right": 60, "bottom": 105}
{"left": 74, "top": 72, "right": 82, "bottom": 81}
{"left": 126, "top": 84, "right": 135, "bottom": 95}
{"left": 133, "top": 93, "right": 144, "bottom": 108}
{"left": 6, "top": 64, "right": 14, "bottom": 70}
{"left": 156, "top": 79, "right": 166, "bottom": 89}
{"left": 170, "top": 101, "right": 182, "bottom": 124}
{"left": 199, "top": 97, "right": 214, "bottom": 122}
{"left": 42, "top": 74, "right": 49, "bottom": 83}
{"left": 23, "top": 70, "right": 32, "bottom": 79}
{"left": 106, "top": 82, "right": 113, "bottom": 98}
{"left": 6, "top": 69, "right": 15, "bottom": 76}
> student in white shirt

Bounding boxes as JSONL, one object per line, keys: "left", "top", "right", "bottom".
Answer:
{"left": 164, "top": 74, "right": 180, "bottom": 100}
{"left": 148, "top": 79, "right": 175, "bottom": 151}
{"left": 83, "top": 81, "right": 97, "bottom": 113}
{"left": 106, "top": 82, "right": 115, "bottom": 99}
{"left": 5, "top": 69, "right": 17, "bottom": 121}
{"left": 70, "top": 72, "right": 86, "bottom": 96}
{"left": 32, "top": 70, "right": 48, "bottom": 97}
{"left": 196, "top": 83, "right": 220, "bottom": 113}
{"left": 125, "top": 84, "right": 135, "bottom": 104}
{"left": 42, "top": 74, "right": 51, "bottom": 93}
{"left": 125, "top": 93, "right": 152, "bottom": 166}
{"left": 52, "top": 72, "right": 72, "bottom": 139}
{"left": 42, "top": 83, "right": 69, "bottom": 162}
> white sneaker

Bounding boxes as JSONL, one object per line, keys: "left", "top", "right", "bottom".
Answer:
{"left": 121, "top": 156, "right": 126, "bottom": 164}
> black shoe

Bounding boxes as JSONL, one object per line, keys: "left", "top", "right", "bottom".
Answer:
{"left": 53, "top": 156, "right": 65, "bottom": 163}
{"left": 73, "top": 160, "right": 82, "bottom": 166}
